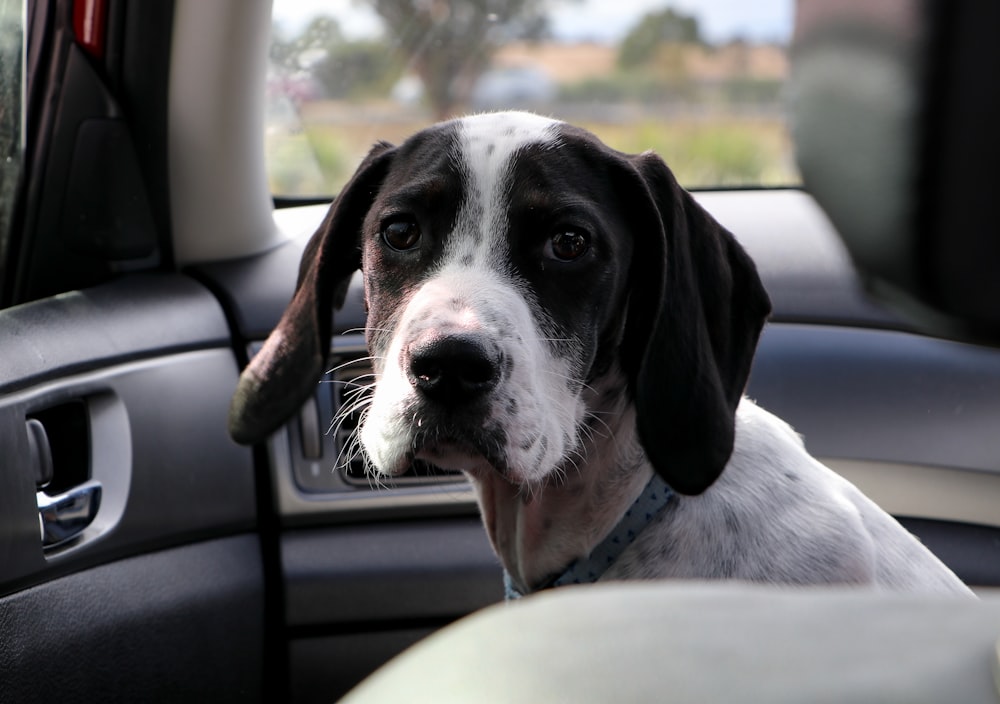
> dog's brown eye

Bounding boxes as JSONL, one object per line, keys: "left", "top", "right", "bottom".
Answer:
{"left": 382, "top": 219, "right": 421, "bottom": 251}
{"left": 546, "top": 229, "right": 590, "bottom": 262}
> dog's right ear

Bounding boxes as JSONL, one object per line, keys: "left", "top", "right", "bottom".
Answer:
{"left": 619, "top": 151, "right": 771, "bottom": 496}
{"left": 228, "top": 141, "right": 395, "bottom": 445}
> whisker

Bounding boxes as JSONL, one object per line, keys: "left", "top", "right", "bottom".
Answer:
{"left": 332, "top": 426, "right": 358, "bottom": 475}
{"left": 341, "top": 387, "right": 374, "bottom": 406}
{"left": 362, "top": 326, "right": 398, "bottom": 337}
{"left": 329, "top": 394, "right": 372, "bottom": 428}
{"left": 321, "top": 376, "right": 376, "bottom": 391}
{"left": 538, "top": 368, "right": 598, "bottom": 395}
{"left": 325, "top": 355, "right": 384, "bottom": 375}
{"left": 584, "top": 413, "right": 614, "bottom": 441}
{"left": 339, "top": 376, "right": 376, "bottom": 394}
{"left": 332, "top": 405, "right": 391, "bottom": 493}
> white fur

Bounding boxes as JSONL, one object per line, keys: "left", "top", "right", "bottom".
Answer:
{"left": 607, "top": 399, "right": 972, "bottom": 595}
{"left": 359, "top": 112, "right": 973, "bottom": 597}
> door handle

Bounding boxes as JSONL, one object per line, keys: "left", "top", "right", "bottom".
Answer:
{"left": 37, "top": 479, "right": 102, "bottom": 548}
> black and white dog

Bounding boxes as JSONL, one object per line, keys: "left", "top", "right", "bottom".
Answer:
{"left": 230, "top": 111, "right": 971, "bottom": 597}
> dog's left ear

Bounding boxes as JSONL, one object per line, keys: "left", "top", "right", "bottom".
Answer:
{"left": 228, "top": 142, "right": 395, "bottom": 445}
{"left": 620, "top": 151, "right": 771, "bottom": 495}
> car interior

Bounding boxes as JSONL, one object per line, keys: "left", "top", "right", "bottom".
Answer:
{"left": 1, "top": 1, "right": 998, "bottom": 702}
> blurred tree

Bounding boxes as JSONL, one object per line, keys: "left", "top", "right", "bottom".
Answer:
{"left": 269, "top": 16, "right": 343, "bottom": 73}
{"left": 315, "top": 40, "right": 403, "bottom": 99}
{"left": 270, "top": 16, "right": 401, "bottom": 101}
{"left": 618, "top": 8, "right": 703, "bottom": 69}
{"left": 369, "top": 0, "right": 553, "bottom": 119}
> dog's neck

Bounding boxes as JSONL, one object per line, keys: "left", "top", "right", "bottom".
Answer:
{"left": 469, "top": 378, "right": 655, "bottom": 593}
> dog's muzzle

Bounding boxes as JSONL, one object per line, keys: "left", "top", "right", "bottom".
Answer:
{"left": 362, "top": 270, "right": 580, "bottom": 484}
{"left": 388, "top": 330, "right": 510, "bottom": 475}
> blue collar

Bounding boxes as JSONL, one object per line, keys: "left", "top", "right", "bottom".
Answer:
{"left": 504, "top": 473, "right": 674, "bottom": 600}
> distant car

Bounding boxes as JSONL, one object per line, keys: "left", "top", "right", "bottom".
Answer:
{"left": 391, "top": 74, "right": 424, "bottom": 106}
{"left": 470, "top": 66, "right": 556, "bottom": 109}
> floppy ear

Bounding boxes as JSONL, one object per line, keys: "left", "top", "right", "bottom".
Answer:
{"left": 621, "top": 152, "right": 771, "bottom": 495}
{"left": 228, "top": 142, "right": 395, "bottom": 445}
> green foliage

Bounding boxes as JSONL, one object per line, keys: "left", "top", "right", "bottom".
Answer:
{"left": 369, "top": 0, "right": 557, "bottom": 118}
{"left": 720, "top": 78, "right": 784, "bottom": 105}
{"left": 312, "top": 41, "right": 403, "bottom": 100}
{"left": 270, "top": 16, "right": 342, "bottom": 72}
{"left": 265, "top": 133, "right": 329, "bottom": 196}
{"left": 635, "top": 124, "right": 767, "bottom": 185}
{"left": 304, "top": 126, "right": 351, "bottom": 185}
{"left": 618, "top": 8, "right": 702, "bottom": 69}
{"left": 559, "top": 75, "right": 782, "bottom": 109}
{"left": 271, "top": 2, "right": 562, "bottom": 117}
{"left": 559, "top": 71, "right": 693, "bottom": 104}
{"left": 265, "top": 126, "right": 352, "bottom": 196}
{"left": 270, "top": 15, "right": 401, "bottom": 101}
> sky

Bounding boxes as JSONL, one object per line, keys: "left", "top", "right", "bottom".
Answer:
{"left": 272, "top": 0, "right": 794, "bottom": 45}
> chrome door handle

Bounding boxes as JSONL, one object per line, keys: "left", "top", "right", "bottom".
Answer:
{"left": 37, "top": 479, "right": 103, "bottom": 548}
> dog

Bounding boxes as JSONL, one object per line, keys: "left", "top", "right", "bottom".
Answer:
{"left": 229, "top": 111, "right": 972, "bottom": 598}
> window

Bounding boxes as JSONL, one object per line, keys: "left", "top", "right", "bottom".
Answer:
{"left": 267, "top": 0, "right": 796, "bottom": 197}
{"left": 0, "top": 0, "right": 24, "bottom": 261}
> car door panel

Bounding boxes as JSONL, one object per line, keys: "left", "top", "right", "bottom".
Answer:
{"left": 282, "top": 519, "right": 502, "bottom": 701}
{"left": 282, "top": 519, "right": 501, "bottom": 627}
{"left": 0, "top": 274, "right": 265, "bottom": 702}
{"left": 0, "top": 535, "right": 263, "bottom": 703}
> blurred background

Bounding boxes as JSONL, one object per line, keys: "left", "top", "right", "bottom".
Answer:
{"left": 265, "top": 0, "right": 796, "bottom": 196}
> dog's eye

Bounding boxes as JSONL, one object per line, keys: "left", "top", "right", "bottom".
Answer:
{"left": 545, "top": 229, "right": 590, "bottom": 262}
{"left": 382, "top": 219, "right": 421, "bottom": 251}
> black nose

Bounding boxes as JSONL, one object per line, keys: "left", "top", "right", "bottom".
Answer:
{"left": 407, "top": 335, "right": 502, "bottom": 405}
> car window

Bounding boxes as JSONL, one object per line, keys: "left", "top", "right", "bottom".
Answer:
{"left": 0, "top": 0, "right": 24, "bottom": 266}
{"left": 267, "top": 0, "right": 796, "bottom": 198}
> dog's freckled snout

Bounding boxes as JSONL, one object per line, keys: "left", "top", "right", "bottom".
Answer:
{"left": 407, "top": 334, "right": 503, "bottom": 404}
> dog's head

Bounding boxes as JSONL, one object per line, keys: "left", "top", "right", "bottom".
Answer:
{"left": 229, "top": 111, "right": 770, "bottom": 496}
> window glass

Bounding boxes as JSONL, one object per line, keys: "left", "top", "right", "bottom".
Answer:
{"left": 0, "top": 0, "right": 24, "bottom": 259}
{"left": 267, "top": 0, "right": 796, "bottom": 196}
